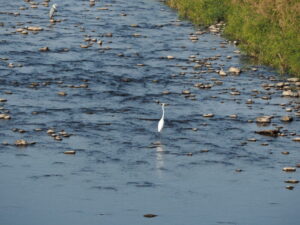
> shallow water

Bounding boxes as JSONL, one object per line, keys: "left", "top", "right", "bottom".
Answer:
{"left": 0, "top": 0, "right": 299, "bottom": 225}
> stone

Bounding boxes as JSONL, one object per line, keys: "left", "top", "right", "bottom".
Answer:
{"left": 286, "top": 186, "right": 294, "bottom": 190}
{"left": 104, "top": 33, "right": 113, "bottom": 37}
{"left": 228, "top": 67, "right": 241, "bottom": 74}
{"left": 64, "top": 150, "right": 76, "bottom": 155}
{"left": 15, "top": 139, "right": 35, "bottom": 146}
{"left": 280, "top": 116, "right": 293, "bottom": 122}
{"left": 247, "top": 138, "right": 257, "bottom": 142}
{"left": 287, "top": 78, "right": 299, "bottom": 82}
{"left": 144, "top": 214, "right": 157, "bottom": 218}
{"left": 39, "top": 47, "right": 49, "bottom": 52}
{"left": 57, "top": 91, "right": 67, "bottom": 96}
{"left": 189, "top": 35, "right": 198, "bottom": 41}
{"left": 282, "top": 167, "right": 296, "bottom": 172}
{"left": 47, "top": 129, "right": 55, "bottom": 134}
{"left": 282, "top": 90, "right": 299, "bottom": 97}
{"left": 54, "top": 136, "right": 62, "bottom": 141}
{"left": 255, "top": 129, "right": 279, "bottom": 137}
{"left": 182, "top": 90, "right": 191, "bottom": 95}
{"left": 0, "top": 114, "right": 11, "bottom": 120}
{"left": 285, "top": 180, "right": 299, "bottom": 184}
{"left": 256, "top": 116, "right": 272, "bottom": 123}
{"left": 246, "top": 99, "right": 254, "bottom": 104}
{"left": 203, "top": 113, "right": 214, "bottom": 117}
{"left": 230, "top": 91, "right": 240, "bottom": 95}
{"left": 285, "top": 108, "right": 293, "bottom": 112}
{"left": 27, "top": 26, "right": 43, "bottom": 31}
{"left": 276, "top": 82, "right": 284, "bottom": 88}
{"left": 166, "top": 55, "right": 174, "bottom": 59}
{"left": 80, "top": 44, "right": 90, "bottom": 48}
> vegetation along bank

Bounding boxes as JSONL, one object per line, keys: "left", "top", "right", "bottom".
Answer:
{"left": 166, "top": 0, "right": 300, "bottom": 76}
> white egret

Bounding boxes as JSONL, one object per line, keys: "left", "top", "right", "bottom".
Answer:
{"left": 49, "top": 4, "right": 57, "bottom": 19}
{"left": 158, "top": 103, "right": 165, "bottom": 132}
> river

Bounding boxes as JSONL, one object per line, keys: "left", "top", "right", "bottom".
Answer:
{"left": 0, "top": 0, "right": 299, "bottom": 225}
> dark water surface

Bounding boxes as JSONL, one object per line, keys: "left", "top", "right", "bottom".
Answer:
{"left": 0, "top": 0, "right": 299, "bottom": 225}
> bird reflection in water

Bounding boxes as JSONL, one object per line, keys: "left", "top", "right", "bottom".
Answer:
{"left": 155, "top": 141, "right": 165, "bottom": 177}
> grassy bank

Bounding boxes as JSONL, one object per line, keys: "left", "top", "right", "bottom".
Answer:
{"left": 166, "top": 0, "right": 300, "bottom": 76}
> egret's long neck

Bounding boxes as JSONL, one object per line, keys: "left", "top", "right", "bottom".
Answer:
{"left": 161, "top": 105, "right": 165, "bottom": 119}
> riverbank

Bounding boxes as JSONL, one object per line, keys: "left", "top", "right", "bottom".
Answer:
{"left": 166, "top": 0, "right": 300, "bottom": 77}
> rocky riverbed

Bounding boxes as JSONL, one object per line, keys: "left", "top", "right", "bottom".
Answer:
{"left": 0, "top": 0, "right": 299, "bottom": 225}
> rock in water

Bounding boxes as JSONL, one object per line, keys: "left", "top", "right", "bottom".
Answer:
{"left": 256, "top": 116, "right": 272, "bottom": 123}
{"left": 255, "top": 129, "right": 279, "bottom": 137}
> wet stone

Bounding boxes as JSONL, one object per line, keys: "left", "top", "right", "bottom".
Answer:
{"left": 230, "top": 91, "right": 240, "bottom": 95}
{"left": 256, "top": 116, "right": 272, "bottom": 123}
{"left": 64, "top": 150, "right": 76, "bottom": 155}
{"left": 203, "top": 113, "right": 214, "bottom": 118}
{"left": 47, "top": 129, "right": 55, "bottom": 134}
{"left": 285, "top": 108, "right": 293, "bottom": 112}
{"left": 280, "top": 116, "right": 293, "bottom": 122}
{"left": 287, "top": 78, "right": 299, "bottom": 82}
{"left": 286, "top": 186, "right": 294, "bottom": 190}
{"left": 57, "top": 91, "right": 67, "bottom": 96}
{"left": 282, "top": 167, "right": 296, "bottom": 172}
{"left": 166, "top": 55, "right": 174, "bottom": 59}
{"left": 39, "top": 47, "right": 49, "bottom": 52}
{"left": 80, "top": 44, "right": 90, "bottom": 48}
{"left": 0, "top": 114, "right": 11, "bottom": 120}
{"left": 182, "top": 90, "right": 191, "bottom": 95}
{"left": 246, "top": 99, "right": 254, "bottom": 104}
{"left": 285, "top": 180, "right": 299, "bottom": 184}
{"left": 144, "top": 214, "right": 157, "bottom": 218}
{"left": 54, "top": 136, "right": 62, "bottom": 141}
{"left": 292, "top": 137, "right": 300, "bottom": 142}
{"left": 247, "top": 138, "right": 257, "bottom": 142}
{"left": 98, "top": 7, "right": 109, "bottom": 10}
{"left": 27, "top": 26, "right": 43, "bottom": 31}
{"left": 228, "top": 67, "right": 241, "bottom": 74}
{"left": 104, "top": 33, "right": 113, "bottom": 37}
{"left": 255, "top": 129, "right": 279, "bottom": 137}
{"left": 282, "top": 90, "right": 299, "bottom": 97}
{"left": 261, "top": 96, "right": 271, "bottom": 100}
{"left": 15, "top": 139, "right": 35, "bottom": 147}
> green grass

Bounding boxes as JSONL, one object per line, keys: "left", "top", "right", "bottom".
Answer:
{"left": 167, "top": 0, "right": 300, "bottom": 76}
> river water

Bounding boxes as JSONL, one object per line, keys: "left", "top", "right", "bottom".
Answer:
{"left": 0, "top": 0, "right": 299, "bottom": 225}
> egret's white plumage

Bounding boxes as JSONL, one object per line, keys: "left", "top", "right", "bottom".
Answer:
{"left": 158, "top": 103, "right": 165, "bottom": 132}
{"left": 49, "top": 4, "right": 57, "bottom": 19}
